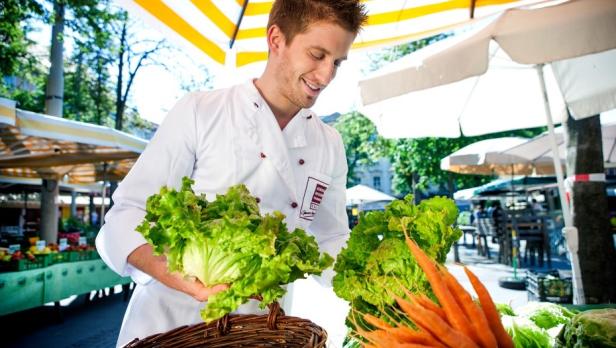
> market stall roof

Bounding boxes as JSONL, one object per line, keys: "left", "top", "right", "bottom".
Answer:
{"left": 117, "top": 0, "right": 545, "bottom": 72}
{"left": 0, "top": 176, "right": 104, "bottom": 194}
{"left": 346, "top": 184, "right": 395, "bottom": 205}
{"left": 0, "top": 98, "right": 146, "bottom": 183}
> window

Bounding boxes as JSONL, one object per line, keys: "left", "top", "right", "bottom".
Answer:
{"left": 373, "top": 176, "right": 381, "bottom": 190}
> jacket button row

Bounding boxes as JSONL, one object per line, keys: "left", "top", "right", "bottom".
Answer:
{"left": 298, "top": 159, "right": 305, "bottom": 165}
{"left": 291, "top": 202, "right": 298, "bottom": 208}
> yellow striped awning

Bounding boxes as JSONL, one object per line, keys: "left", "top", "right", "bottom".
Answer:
{"left": 118, "top": 0, "right": 547, "bottom": 69}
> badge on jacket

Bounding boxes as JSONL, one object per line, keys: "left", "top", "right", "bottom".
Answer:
{"left": 300, "top": 176, "right": 329, "bottom": 221}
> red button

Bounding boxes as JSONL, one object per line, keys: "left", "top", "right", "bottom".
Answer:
{"left": 291, "top": 202, "right": 298, "bottom": 208}
{"left": 298, "top": 159, "right": 305, "bottom": 165}
{"left": 256, "top": 197, "right": 261, "bottom": 203}
{"left": 260, "top": 152, "right": 266, "bottom": 158}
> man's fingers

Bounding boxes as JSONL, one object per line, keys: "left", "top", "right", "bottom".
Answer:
{"left": 192, "top": 283, "right": 229, "bottom": 302}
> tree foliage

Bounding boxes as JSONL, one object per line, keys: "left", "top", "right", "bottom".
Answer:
{"left": 0, "top": 0, "right": 190, "bottom": 138}
{"left": 333, "top": 112, "right": 391, "bottom": 187}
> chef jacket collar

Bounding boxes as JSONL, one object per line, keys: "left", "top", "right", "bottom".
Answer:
{"left": 242, "top": 79, "right": 315, "bottom": 120}
{"left": 242, "top": 80, "right": 310, "bottom": 149}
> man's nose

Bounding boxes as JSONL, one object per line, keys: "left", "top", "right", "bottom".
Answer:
{"left": 315, "top": 62, "right": 337, "bottom": 87}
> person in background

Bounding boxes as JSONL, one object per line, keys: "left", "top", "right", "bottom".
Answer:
{"left": 531, "top": 198, "right": 545, "bottom": 214}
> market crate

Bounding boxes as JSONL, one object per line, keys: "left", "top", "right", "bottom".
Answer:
{"left": 67, "top": 250, "right": 91, "bottom": 262}
{"left": 527, "top": 269, "right": 573, "bottom": 304}
{"left": 0, "top": 255, "right": 50, "bottom": 272}
{"left": 86, "top": 250, "right": 99, "bottom": 260}
{"left": 49, "top": 252, "right": 71, "bottom": 265}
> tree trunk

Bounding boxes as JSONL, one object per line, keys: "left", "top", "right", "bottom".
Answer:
{"left": 40, "top": 179, "right": 59, "bottom": 244}
{"left": 447, "top": 172, "right": 455, "bottom": 198}
{"left": 115, "top": 20, "right": 127, "bottom": 131}
{"left": 74, "top": 51, "right": 83, "bottom": 121}
{"left": 566, "top": 113, "right": 616, "bottom": 303}
{"left": 45, "top": 0, "right": 64, "bottom": 117}
{"left": 41, "top": 0, "right": 65, "bottom": 244}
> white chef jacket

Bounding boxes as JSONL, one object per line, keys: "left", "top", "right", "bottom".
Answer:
{"left": 95, "top": 80, "right": 350, "bottom": 347}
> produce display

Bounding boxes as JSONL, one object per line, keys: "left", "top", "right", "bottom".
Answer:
{"left": 333, "top": 195, "right": 461, "bottom": 325}
{"left": 136, "top": 177, "right": 333, "bottom": 323}
{"left": 500, "top": 302, "right": 576, "bottom": 347}
{"left": 0, "top": 242, "right": 98, "bottom": 272}
{"left": 352, "top": 233, "right": 514, "bottom": 348}
{"left": 556, "top": 309, "right": 616, "bottom": 347}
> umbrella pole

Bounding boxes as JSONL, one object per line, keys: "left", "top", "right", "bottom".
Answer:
{"left": 536, "top": 64, "right": 584, "bottom": 304}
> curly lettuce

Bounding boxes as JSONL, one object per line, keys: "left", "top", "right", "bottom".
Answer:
{"left": 136, "top": 177, "right": 333, "bottom": 322}
{"left": 333, "top": 195, "right": 461, "bottom": 324}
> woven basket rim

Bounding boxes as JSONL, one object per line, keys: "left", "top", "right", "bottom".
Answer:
{"left": 124, "top": 302, "right": 327, "bottom": 348}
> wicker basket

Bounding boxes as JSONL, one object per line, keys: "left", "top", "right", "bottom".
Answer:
{"left": 123, "top": 302, "right": 327, "bottom": 347}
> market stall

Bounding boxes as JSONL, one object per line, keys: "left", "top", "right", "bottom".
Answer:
{"left": 0, "top": 255, "right": 131, "bottom": 316}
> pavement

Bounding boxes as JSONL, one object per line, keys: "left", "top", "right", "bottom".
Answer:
{"left": 1, "top": 237, "right": 571, "bottom": 348}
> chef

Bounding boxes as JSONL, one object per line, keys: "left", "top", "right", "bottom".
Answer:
{"left": 96, "top": 0, "right": 368, "bottom": 346}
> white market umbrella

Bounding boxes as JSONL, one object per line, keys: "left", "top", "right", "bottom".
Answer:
{"left": 346, "top": 184, "right": 395, "bottom": 205}
{"left": 440, "top": 137, "right": 556, "bottom": 175}
{"left": 359, "top": 0, "right": 616, "bottom": 303}
{"left": 360, "top": 0, "right": 616, "bottom": 137}
{"left": 505, "top": 111, "right": 616, "bottom": 167}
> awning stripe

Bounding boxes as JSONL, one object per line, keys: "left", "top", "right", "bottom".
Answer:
{"left": 134, "top": 0, "right": 226, "bottom": 64}
{"left": 190, "top": 0, "right": 237, "bottom": 39}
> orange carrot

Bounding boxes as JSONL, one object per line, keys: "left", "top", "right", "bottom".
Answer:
{"left": 394, "top": 294, "right": 479, "bottom": 348}
{"left": 363, "top": 313, "right": 393, "bottom": 330}
{"left": 391, "top": 327, "right": 448, "bottom": 348}
{"left": 403, "top": 232, "right": 476, "bottom": 340}
{"left": 464, "top": 267, "right": 514, "bottom": 348}
{"left": 441, "top": 266, "right": 497, "bottom": 348}
{"left": 413, "top": 293, "right": 448, "bottom": 322}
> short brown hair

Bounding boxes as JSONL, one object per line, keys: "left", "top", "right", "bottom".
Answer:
{"left": 267, "top": 0, "right": 367, "bottom": 44}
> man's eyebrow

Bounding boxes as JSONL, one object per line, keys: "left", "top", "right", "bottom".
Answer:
{"left": 309, "top": 46, "right": 347, "bottom": 61}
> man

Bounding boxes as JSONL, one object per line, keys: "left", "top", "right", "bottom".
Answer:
{"left": 96, "top": 1, "right": 367, "bottom": 346}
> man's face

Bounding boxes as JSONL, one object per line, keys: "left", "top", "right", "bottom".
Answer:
{"left": 273, "top": 21, "right": 355, "bottom": 109}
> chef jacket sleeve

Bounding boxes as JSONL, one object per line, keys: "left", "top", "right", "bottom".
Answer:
{"left": 308, "top": 129, "right": 350, "bottom": 287}
{"left": 95, "top": 93, "right": 198, "bottom": 285}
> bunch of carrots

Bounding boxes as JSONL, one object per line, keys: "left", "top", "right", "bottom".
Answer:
{"left": 353, "top": 228, "right": 514, "bottom": 348}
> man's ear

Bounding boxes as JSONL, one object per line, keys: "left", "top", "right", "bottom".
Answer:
{"left": 266, "top": 24, "right": 285, "bottom": 55}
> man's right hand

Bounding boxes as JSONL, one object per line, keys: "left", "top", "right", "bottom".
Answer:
{"left": 127, "top": 244, "right": 228, "bottom": 302}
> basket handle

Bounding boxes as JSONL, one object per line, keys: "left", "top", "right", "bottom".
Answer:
{"left": 216, "top": 296, "right": 285, "bottom": 335}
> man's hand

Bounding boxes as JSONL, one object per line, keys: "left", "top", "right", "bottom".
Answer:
{"left": 127, "top": 244, "right": 228, "bottom": 302}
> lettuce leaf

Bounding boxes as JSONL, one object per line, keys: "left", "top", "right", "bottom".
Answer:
{"left": 333, "top": 194, "right": 461, "bottom": 324}
{"left": 136, "top": 177, "right": 333, "bottom": 322}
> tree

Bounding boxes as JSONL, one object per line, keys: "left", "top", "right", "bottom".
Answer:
{"left": 333, "top": 112, "right": 390, "bottom": 187}
{"left": 113, "top": 11, "right": 168, "bottom": 131}
{"left": 0, "top": 0, "right": 44, "bottom": 78}
{"left": 0, "top": 0, "right": 46, "bottom": 111}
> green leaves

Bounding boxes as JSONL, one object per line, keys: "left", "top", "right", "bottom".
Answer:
{"left": 333, "top": 195, "right": 461, "bottom": 324}
{"left": 137, "top": 177, "right": 333, "bottom": 323}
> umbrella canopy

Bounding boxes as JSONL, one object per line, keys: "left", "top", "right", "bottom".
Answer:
{"left": 346, "top": 184, "right": 395, "bottom": 205}
{"left": 118, "top": 0, "right": 545, "bottom": 71}
{"left": 504, "top": 111, "right": 616, "bottom": 167}
{"left": 359, "top": 0, "right": 616, "bottom": 138}
{"left": 0, "top": 98, "right": 146, "bottom": 183}
{"left": 440, "top": 137, "right": 556, "bottom": 175}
